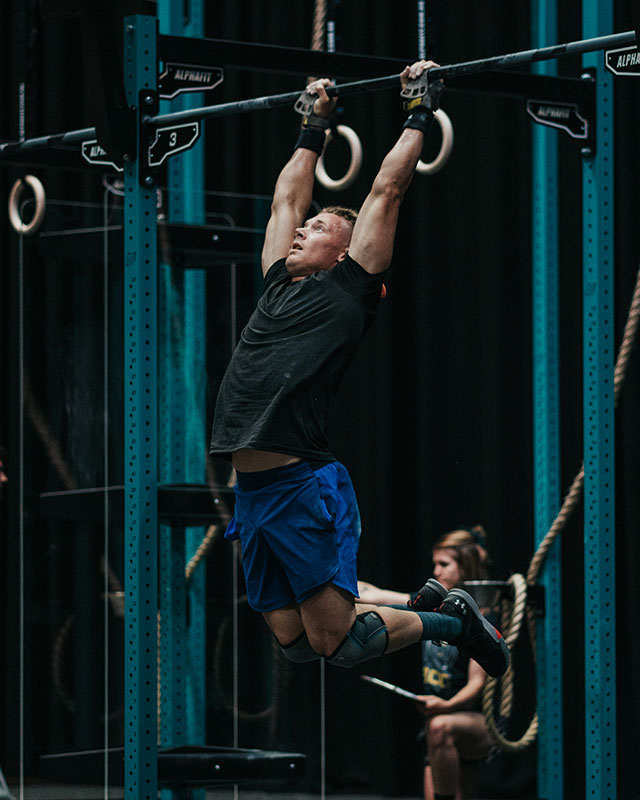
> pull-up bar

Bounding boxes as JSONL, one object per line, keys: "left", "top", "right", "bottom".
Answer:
{"left": 149, "top": 29, "right": 636, "bottom": 127}
{"left": 0, "top": 29, "right": 635, "bottom": 158}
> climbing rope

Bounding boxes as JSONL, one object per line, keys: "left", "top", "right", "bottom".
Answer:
{"left": 310, "top": 0, "right": 327, "bottom": 52}
{"left": 308, "top": 0, "right": 363, "bottom": 191}
{"left": 185, "top": 524, "right": 221, "bottom": 582}
{"left": 184, "top": 461, "right": 235, "bottom": 581}
{"left": 482, "top": 256, "right": 640, "bottom": 751}
{"left": 24, "top": 373, "right": 77, "bottom": 491}
{"left": 481, "top": 574, "right": 538, "bottom": 752}
{"left": 212, "top": 598, "right": 291, "bottom": 725}
{"left": 51, "top": 557, "right": 124, "bottom": 716}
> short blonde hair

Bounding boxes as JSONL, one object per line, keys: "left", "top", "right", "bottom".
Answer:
{"left": 321, "top": 205, "right": 358, "bottom": 226}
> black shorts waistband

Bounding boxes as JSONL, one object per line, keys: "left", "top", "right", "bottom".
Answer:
{"left": 235, "top": 460, "right": 314, "bottom": 491}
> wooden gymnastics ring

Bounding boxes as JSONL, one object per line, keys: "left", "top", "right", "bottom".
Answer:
{"left": 415, "top": 108, "right": 454, "bottom": 175}
{"left": 315, "top": 124, "right": 363, "bottom": 191}
{"left": 8, "top": 174, "right": 46, "bottom": 235}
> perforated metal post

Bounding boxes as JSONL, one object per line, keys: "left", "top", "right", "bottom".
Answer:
{"left": 158, "top": 257, "right": 189, "bottom": 800}
{"left": 166, "top": 2, "right": 207, "bottom": 757}
{"left": 123, "top": 15, "right": 159, "bottom": 800}
{"left": 582, "top": 4, "right": 617, "bottom": 799}
{"left": 531, "top": 4, "right": 563, "bottom": 798}
{"left": 157, "top": 1, "right": 208, "bottom": 781}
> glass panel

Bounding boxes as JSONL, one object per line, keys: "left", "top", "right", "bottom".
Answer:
{"left": 8, "top": 181, "right": 333, "bottom": 799}
{"left": 161, "top": 187, "right": 328, "bottom": 800}
{"left": 11, "top": 189, "right": 122, "bottom": 799}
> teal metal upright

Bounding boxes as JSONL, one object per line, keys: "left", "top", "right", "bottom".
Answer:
{"left": 582, "top": 4, "right": 617, "bottom": 800}
{"left": 123, "top": 15, "right": 160, "bottom": 800}
{"left": 156, "top": 3, "right": 208, "bottom": 799}
{"left": 531, "top": 2, "right": 563, "bottom": 798}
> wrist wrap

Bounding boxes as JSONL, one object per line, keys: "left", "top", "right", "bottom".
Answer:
{"left": 294, "top": 126, "right": 326, "bottom": 155}
{"left": 302, "top": 111, "right": 330, "bottom": 130}
{"left": 403, "top": 103, "right": 435, "bottom": 135}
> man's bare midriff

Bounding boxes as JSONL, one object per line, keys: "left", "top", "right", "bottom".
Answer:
{"left": 232, "top": 449, "right": 301, "bottom": 473}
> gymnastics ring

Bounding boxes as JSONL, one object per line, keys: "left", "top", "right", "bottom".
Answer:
{"left": 415, "top": 108, "right": 454, "bottom": 175}
{"left": 8, "top": 174, "right": 46, "bottom": 235}
{"left": 315, "top": 124, "right": 363, "bottom": 191}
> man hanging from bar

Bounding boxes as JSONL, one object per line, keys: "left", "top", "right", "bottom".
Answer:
{"left": 209, "top": 61, "right": 509, "bottom": 678}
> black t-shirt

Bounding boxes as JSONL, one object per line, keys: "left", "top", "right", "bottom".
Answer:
{"left": 420, "top": 607, "right": 500, "bottom": 708}
{"left": 421, "top": 640, "right": 471, "bottom": 702}
{"left": 209, "top": 254, "right": 385, "bottom": 461}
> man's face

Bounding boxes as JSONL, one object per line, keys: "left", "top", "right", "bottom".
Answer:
{"left": 285, "top": 212, "right": 353, "bottom": 276}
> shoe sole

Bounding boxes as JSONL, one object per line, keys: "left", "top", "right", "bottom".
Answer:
{"left": 426, "top": 578, "right": 448, "bottom": 602}
{"left": 446, "top": 588, "right": 510, "bottom": 677}
{"left": 410, "top": 578, "right": 448, "bottom": 612}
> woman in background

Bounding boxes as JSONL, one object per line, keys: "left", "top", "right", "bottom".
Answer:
{"left": 358, "top": 526, "right": 495, "bottom": 800}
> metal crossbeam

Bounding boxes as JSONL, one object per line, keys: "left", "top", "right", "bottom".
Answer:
{"left": 0, "top": 126, "right": 97, "bottom": 155}
{"left": 146, "top": 29, "right": 636, "bottom": 127}
{"left": 0, "top": 29, "right": 634, "bottom": 157}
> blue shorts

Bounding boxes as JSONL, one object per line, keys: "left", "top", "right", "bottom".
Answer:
{"left": 225, "top": 460, "right": 361, "bottom": 612}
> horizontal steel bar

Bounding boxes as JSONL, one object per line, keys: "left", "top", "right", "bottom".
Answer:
{"left": 452, "top": 71, "right": 593, "bottom": 101}
{"left": 0, "top": 29, "right": 634, "bottom": 158}
{"left": 147, "top": 29, "right": 636, "bottom": 126}
{"left": 0, "top": 71, "right": 592, "bottom": 169}
{"left": 159, "top": 34, "right": 592, "bottom": 98}
{"left": 433, "top": 29, "right": 635, "bottom": 78}
{"left": 159, "top": 33, "right": 411, "bottom": 79}
{"left": 0, "top": 126, "right": 96, "bottom": 156}
{"left": 159, "top": 30, "right": 636, "bottom": 81}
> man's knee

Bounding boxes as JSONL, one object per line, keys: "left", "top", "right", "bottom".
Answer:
{"left": 278, "top": 631, "right": 321, "bottom": 663}
{"left": 326, "top": 611, "right": 388, "bottom": 668}
{"left": 277, "top": 611, "right": 389, "bottom": 667}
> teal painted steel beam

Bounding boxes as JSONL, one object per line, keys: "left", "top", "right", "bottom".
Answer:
{"left": 159, "top": 269, "right": 189, "bottom": 765}
{"left": 123, "top": 15, "right": 160, "bottom": 800}
{"left": 531, "top": 4, "right": 563, "bottom": 798}
{"left": 582, "top": 4, "right": 617, "bottom": 800}
{"left": 165, "top": 2, "right": 209, "bottom": 751}
{"left": 157, "top": 9, "right": 207, "bottom": 800}
{"left": 2, "top": 29, "right": 636, "bottom": 161}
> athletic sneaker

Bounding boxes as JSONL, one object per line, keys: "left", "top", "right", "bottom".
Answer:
{"left": 408, "top": 578, "right": 448, "bottom": 611}
{"left": 439, "top": 588, "right": 510, "bottom": 677}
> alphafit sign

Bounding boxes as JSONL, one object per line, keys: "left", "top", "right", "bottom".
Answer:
{"left": 605, "top": 45, "right": 640, "bottom": 76}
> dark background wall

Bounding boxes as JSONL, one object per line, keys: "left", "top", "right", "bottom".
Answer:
{"left": 1, "top": 1, "right": 639, "bottom": 797}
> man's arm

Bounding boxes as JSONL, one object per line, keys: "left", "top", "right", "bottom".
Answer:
{"left": 261, "top": 79, "right": 335, "bottom": 275}
{"left": 349, "top": 60, "right": 440, "bottom": 275}
{"left": 356, "top": 580, "right": 411, "bottom": 605}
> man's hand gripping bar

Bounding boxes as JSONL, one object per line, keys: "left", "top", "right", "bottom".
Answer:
{"left": 400, "top": 70, "right": 444, "bottom": 112}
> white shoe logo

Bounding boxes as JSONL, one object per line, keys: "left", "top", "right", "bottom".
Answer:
{"left": 453, "top": 598, "right": 466, "bottom": 614}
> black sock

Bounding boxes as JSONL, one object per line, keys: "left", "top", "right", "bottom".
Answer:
{"left": 434, "top": 794, "right": 455, "bottom": 800}
{"left": 415, "top": 611, "right": 462, "bottom": 642}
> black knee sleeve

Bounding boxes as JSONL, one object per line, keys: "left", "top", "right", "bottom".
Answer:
{"left": 279, "top": 632, "right": 321, "bottom": 663}
{"left": 327, "top": 611, "right": 388, "bottom": 668}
